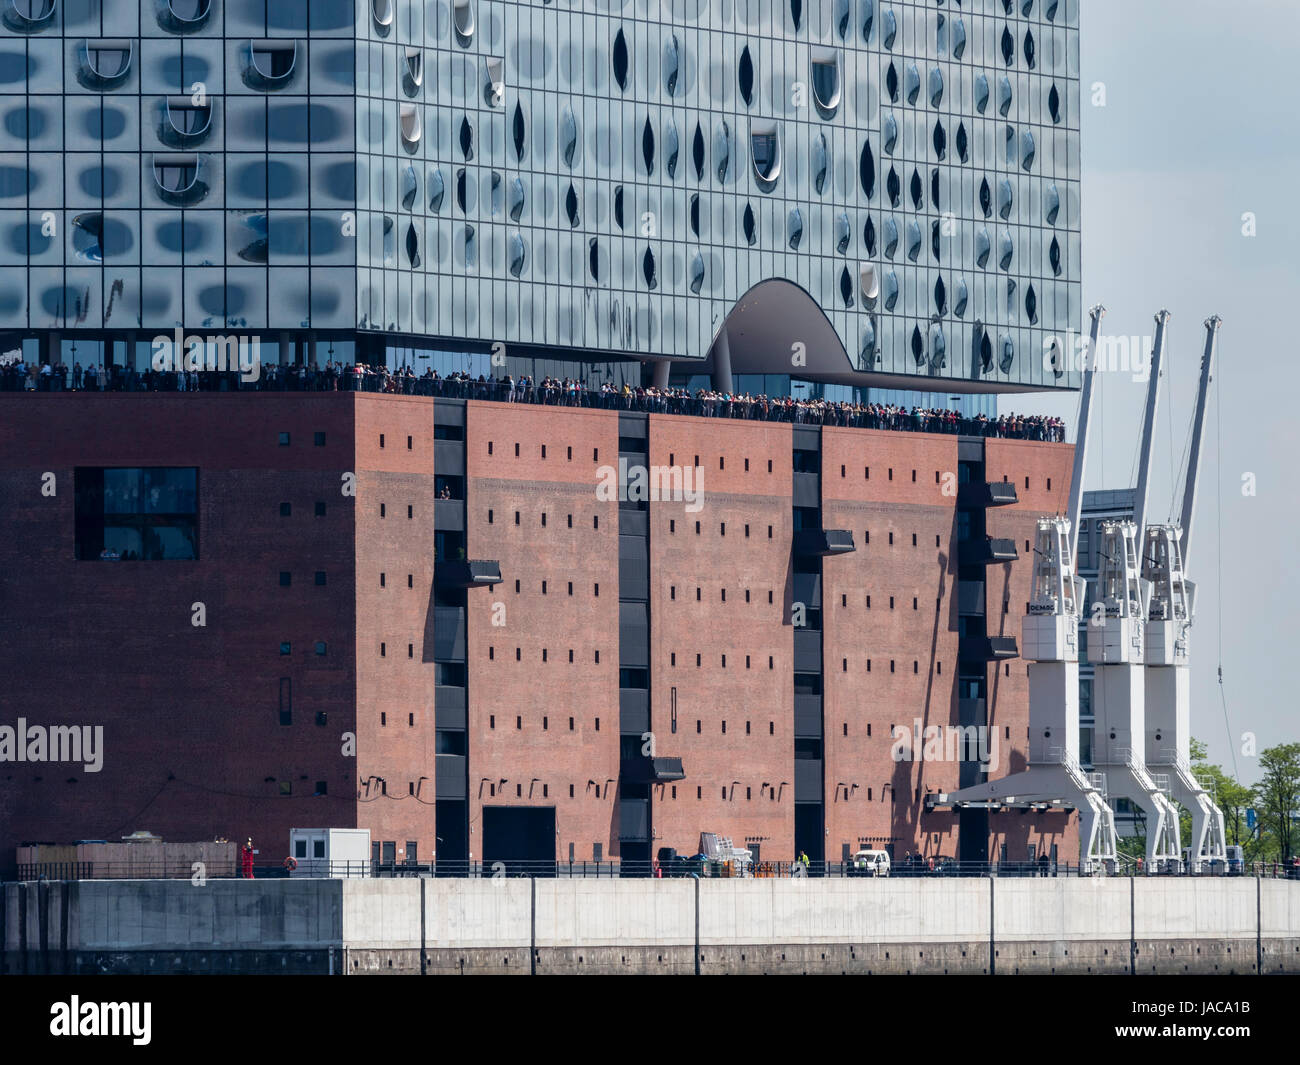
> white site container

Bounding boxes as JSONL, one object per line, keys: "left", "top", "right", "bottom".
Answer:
{"left": 288, "top": 828, "right": 371, "bottom": 878}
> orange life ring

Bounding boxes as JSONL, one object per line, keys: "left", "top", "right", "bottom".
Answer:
{"left": 284, "top": 856, "right": 298, "bottom": 871}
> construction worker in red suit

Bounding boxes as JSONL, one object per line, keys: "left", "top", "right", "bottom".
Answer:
{"left": 241, "top": 838, "right": 255, "bottom": 879}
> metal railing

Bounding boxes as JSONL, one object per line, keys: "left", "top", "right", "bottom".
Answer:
{"left": 0, "top": 367, "right": 1066, "bottom": 441}
{"left": 13, "top": 857, "right": 1291, "bottom": 882}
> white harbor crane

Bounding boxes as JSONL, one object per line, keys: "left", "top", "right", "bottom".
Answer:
{"left": 1142, "top": 317, "right": 1227, "bottom": 874}
{"left": 930, "top": 306, "right": 1117, "bottom": 873}
{"left": 1088, "top": 311, "right": 1181, "bottom": 872}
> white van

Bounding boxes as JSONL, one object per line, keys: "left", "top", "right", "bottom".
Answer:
{"left": 849, "top": 849, "right": 891, "bottom": 877}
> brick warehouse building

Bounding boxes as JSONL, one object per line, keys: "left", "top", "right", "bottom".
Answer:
{"left": 0, "top": 391, "right": 1076, "bottom": 873}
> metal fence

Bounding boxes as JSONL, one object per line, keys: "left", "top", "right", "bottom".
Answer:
{"left": 14, "top": 857, "right": 1289, "bottom": 882}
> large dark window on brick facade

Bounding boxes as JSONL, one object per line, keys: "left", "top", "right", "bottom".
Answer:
{"left": 75, "top": 467, "right": 198, "bottom": 561}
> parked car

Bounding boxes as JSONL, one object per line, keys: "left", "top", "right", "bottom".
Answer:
{"left": 847, "top": 849, "right": 891, "bottom": 878}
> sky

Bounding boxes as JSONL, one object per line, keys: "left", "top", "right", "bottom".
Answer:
{"left": 1022, "top": 0, "right": 1300, "bottom": 778}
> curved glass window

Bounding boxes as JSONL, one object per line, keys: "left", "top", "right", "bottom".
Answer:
{"left": 405, "top": 222, "right": 420, "bottom": 268}
{"left": 561, "top": 108, "right": 577, "bottom": 168}
{"left": 999, "top": 232, "right": 1014, "bottom": 271}
{"left": 905, "top": 220, "right": 921, "bottom": 262}
{"left": 812, "top": 133, "right": 828, "bottom": 195}
{"left": 402, "top": 105, "right": 423, "bottom": 153}
{"left": 738, "top": 46, "right": 754, "bottom": 107}
{"left": 403, "top": 48, "right": 423, "bottom": 97}
{"left": 905, "top": 62, "right": 920, "bottom": 106}
{"left": 932, "top": 121, "right": 946, "bottom": 161}
{"left": 483, "top": 57, "right": 503, "bottom": 108}
{"left": 886, "top": 166, "right": 900, "bottom": 208}
{"left": 589, "top": 238, "right": 602, "bottom": 282}
{"left": 956, "top": 123, "right": 968, "bottom": 163}
{"left": 642, "top": 117, "right": 655, "bottom": 176}
{"left": 373, "top": 0, "right": 394, "bottom": 31}
{"left": 863, "top": 215, "right": 876, "bottom": 256}
{"left": 160, "top": 0, "right": 212, "bottom": 33}
{"left": 692, "top": 123, "right": 706, "bottom": 182}
{"left": 1046, "top": 0, "right": 1059, "bottom": 20}
{"left": 909, "top": 168, "right": 922, "bottom": 210}
{"left": 911, "top": 326, "right": 924, "bottom": 365}
{"left": 930, "top": 324, "right": 946, "bottom": 370}
{"left": 1045, "top": 184, "right": 1061, "bottom": 226}
{"left": 1024, "top": 30, "right": 1036, "bottom": 70}
{"left": 4, "top": 0, "right": 56, "bottom": 32}
{"left": 509, "top": 233, "right": 526, "bottom": 278}
{"left": 1001, "top": 26, "right": 1015, "bottom": 65}
{"left": 978, "top": 327, "right": 993, "bottom": 374}
{"left": 509, "top": 177, "right": 525, "bottom": 222}
{"left": 886, "top": 62, "right": 898, "bottom": 103}
{"left": 512, "top": 103, "right": 526, "bottom": 161}
{"left": 883, "top": 218, "right": 898, "bottom": 259}
{"left": 998, "top": 179, "right": 1013, "bottom": 220}
{"left": 71, "top": 212, "right": 104, "bottom": 262}
{"left": 860, "top": 139, "right": 875, "bottom": 198}
{"left": 883, "top": 270, "right": 898, "bottom": 311}
{"left": 690, "top": 253, "right": 705, "bottom": 295}
{"left": 613, "top": 28, "right": 629, "bottom": 91}
{"left": 928, "top": 67, "right": 943, "bottom": 108}
{"left": 716, "top": 120, "right": 732, "bottom": 183}
{"left": 565, "top": 184, "right": 580, "bottom": 228}
{"left": 245, "top": 40, "right": 297, "bottom": 90}
{"left": 790, "top": 0, "right": 803, "bottom": 31}
{"left": 750, "top": 122, "right": 781, "bottom": 192}
{"left": 862, "top": 0, "right": 874, "bottom": 44}
{"left": 742, "top": 203, "right": 756, "bottom": 246}
{"left": 861, "top": 319, "right": 876, "bottom": 366}
{"left": 401, "top": 167, "right": 418, "bottom": 210}
{"left": 152, "top": 153, "right": 206, "bottom": 205}
{"left": 1048, "top": 84, "right": 1061, "bottom": 125}
{"left": 664, "top": 34, "right": 680, "bottom": 96}
{"left": 882, "top": 9, "right": 897, "bottom": 49}
{"left": 835, "top": 211, "right": 851, "bottom": 255}
{"left": 689, "top": 194, "right": 700, "bottom": 236}
{"left": 787, "top": 207, "right": 803, "bottom": 250}
{"left": 429, "top": 168, "right": 445, "bottom": 212}
{"left": 839, "top": 266, "right": 854, "bottom": 308}
{"left": 954, "top": 279, "right": 968, "bottom": 318}
{"left": 999, "top": 335, "right": 1015, "bottom": 374}
{"left": 952, "top": 18, "right": 966, "bottom": 60}
{"left": 1050, "top": 236, "right": 1062, "bottom": 277}
{"left": 860, "top": 263, "right": 880, "bottom": 302}
{"left": 161, "top": 96, "right": 212, "bottom": 146}
{"left": 883, "top": 113, "right": 898, "bottom": 155}
{"left": 998, "top": 77, "right": 1013, "bottom": 117}
{"left": 665, "top": 120, "right": 679, "bottom": 179}
{"left": 80, "top": 40, "right": 133, "bottom": 89}
{"left": 811, "top": 49, "right": 841, "bottom": 120}
{"left": 835, "top": 0, "right": 850, "bottom": 39}
{"left": 1026, "top": 285, "right": 1038, "bottom": 325}
{"left": 976, "top": 227, "right": 990, "bottom": 269}
{"left": 614, "top": 186, "right": 624, "bottom": 229}
{"left": 642, "top": 246, "right": 657, "bottom": 289}
{"left": 453, "top": 0, "right": 475, "bottom": 49}
{"left": 975, "top": 75, "right": 989, "bottom": 114}
{"left": 1021, "top": 131, "right": 1035, "bottom": 172}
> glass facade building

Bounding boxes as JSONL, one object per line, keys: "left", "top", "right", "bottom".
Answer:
{"left": 0, "top": 0, "right": 1080, "bottom": 392}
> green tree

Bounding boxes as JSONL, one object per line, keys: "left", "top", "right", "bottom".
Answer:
{"left": 1255, "top": 743, "right": 1300, "bottom": 861}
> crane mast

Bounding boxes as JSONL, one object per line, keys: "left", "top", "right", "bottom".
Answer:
{"left": 1144, "top": 317, "right": 1227, "bottom": 873}
{"left": 1089, "top": 310, "right": 1181, "bottom": 871}
{"left": 932, "top": 306, "right": 1117, "bottom": 873}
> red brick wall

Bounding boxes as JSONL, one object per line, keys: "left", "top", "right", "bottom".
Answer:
{"left": 464, "top": 403, "right": 621, "bottom": 863}
{"left": 0, "top": 395, "right": 358, "bottom": 869}
{"left": 646, "top": 416, "right": 795, "bottom": 862}
{"left": 984, "top": 437, "right": 1078, "bottom": 862}
{"left": 820, "top": 428, "right": 961, "bottom": 861}
{"left": 352, "top": 395, "right": 439, "bottom": 863}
